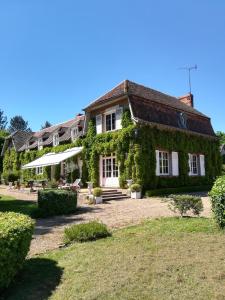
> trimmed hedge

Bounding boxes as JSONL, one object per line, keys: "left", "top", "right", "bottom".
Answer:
{"left": 146, "top": 185, "right": 211, "bottom": 197}
{"left": 64, "top": 221, "right": 111, "bottom": 244}
{"left": 0, "top": 212, "right": 34, "bottom": 290}
{"left": 209, "top": 176, "right": 225, "bottom": 228}
{"left": 38, "top": 189, "right": 77, "bottom": 217}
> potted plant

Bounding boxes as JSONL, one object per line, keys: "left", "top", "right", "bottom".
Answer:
{"left": 130, "top": 183, "right": 142, "bottom": 199}
{"left": 93, "top": 187, "right": 103, "bottom": 204}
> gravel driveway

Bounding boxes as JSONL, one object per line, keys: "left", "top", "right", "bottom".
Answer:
{"left": 0, "top": 187, "right": 211, "bottom": 256}
{"left": 31, "top": 194, "right": 211, "bottom": 256}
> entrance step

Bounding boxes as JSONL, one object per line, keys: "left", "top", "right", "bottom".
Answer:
{"left": 102, "top": 189, "right": 129, "bottom": 201}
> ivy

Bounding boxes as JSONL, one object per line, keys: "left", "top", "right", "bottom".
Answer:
{"left": 2, "top": 117, "right": 221, "bottom": 190}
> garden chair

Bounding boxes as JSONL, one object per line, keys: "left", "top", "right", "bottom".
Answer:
{"left": 71, "top": 179, "right": 81, "bottom": 192}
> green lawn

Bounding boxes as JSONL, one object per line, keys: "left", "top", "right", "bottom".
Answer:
{"left": 0, "top": 194, "right": 38, "bottom": 218}
{"left": 2, "top": 217, "right": 225, "bottom": 300}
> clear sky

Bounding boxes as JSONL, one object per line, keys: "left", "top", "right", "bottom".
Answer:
{"left": 0, "top": 0, "right": 224, "bottom": 132}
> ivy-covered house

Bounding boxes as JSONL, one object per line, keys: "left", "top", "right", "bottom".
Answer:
{"left": 1, "top": 79, "right": 221, "bottom": 190}
{"left": 1, "top": 115, "right": 85, "bottom": 183}
{"left": 83, "top": 80, "right": 221, "bottom": 190}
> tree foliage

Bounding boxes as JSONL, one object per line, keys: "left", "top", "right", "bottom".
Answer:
{"left": 216, "top": 131, "right": 225, "bottom": 146}
{"left": 8, "top": 115, "right": 31, "bottom": 133}
{"left": 41, "top": 121, "right": 52, "bottom": 130}
{"left": 0, "top": 109, "right": 7, "bottom": 130}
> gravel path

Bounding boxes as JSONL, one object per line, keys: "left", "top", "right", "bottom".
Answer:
{"left": 0, "top": 186, "right": 211, "bottom": 256}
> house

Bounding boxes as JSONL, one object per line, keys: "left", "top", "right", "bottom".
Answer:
{"left": 83, "top": 80, "right": 220, "bottom": 189}
{"left": 1, "top": 79, "right": 221, "bottom": 190}
{"left": 1, "top": 114, "right": 85, "bottom": 182}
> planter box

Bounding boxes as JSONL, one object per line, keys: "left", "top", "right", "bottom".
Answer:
{"left": 131, "top": 191, "right": 142, "bottom": 199}
{"left": 95, "top": 196, "right": 103, "bottom": 204}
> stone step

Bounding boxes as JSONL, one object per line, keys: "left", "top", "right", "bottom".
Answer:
{"left": 102, "top": 191, "right": 123, "bottom": 196}
{"left": 102, "top": 195, "right": 129, "bottom": 201}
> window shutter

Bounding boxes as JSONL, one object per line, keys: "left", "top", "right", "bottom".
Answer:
{"left": 172, "top": 152, "right": 179, "bottom": 176}
{"left": 155, "top": 150, "right": 160, "bottom": 176}
{"left": 116, "top": 107, "right": 123, "bottom": 130}
{"left": 188, "top": 153, "right": 192, "bottom": 175}
{"left": 96, "top": 114, "right": 102, "bottom": 134}
{"left": 200, "top": 154, "right": 205, "bottom": 176}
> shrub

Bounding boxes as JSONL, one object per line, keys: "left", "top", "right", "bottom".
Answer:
{"left": 64, "top": 221, "right": 110, "bottom": 244}
{"left": 130, "top": 183, "right": 141, "bottom": 192}
{"left": 0, "top": 212, "right": 34, "bottom": 290}
{"left": 48, "top": 179, "right": 58, "bottom": 189}
{"left": 93, "top": 187, "right": 102, "bottom": 197}
{"left": 167, "top": 194, "right": 203, "bottom": 217}
{"left": 209, "top": 176, "right": 225, "bottom": 228}
{"left": 38, "top": 189, "right": 77, "bottom": 217}
{"left": 146, "top": 185, "right": 211, "bottom": 197}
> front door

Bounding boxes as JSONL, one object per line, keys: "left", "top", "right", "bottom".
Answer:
{"left": 100, "top": 154, "right": 119, "bottom": 187}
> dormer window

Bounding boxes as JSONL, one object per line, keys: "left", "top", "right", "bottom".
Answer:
{"left": 71, "top": 127, "right": 79, "bottom": 141}
{"left": 105, "top": 112, "right": 116, "bottom": 132}
{"left": 53, "top": 133, "right": 59, "bottom": 146}
{"left": 38, "top": 138, "right": 43, "bottom": 150}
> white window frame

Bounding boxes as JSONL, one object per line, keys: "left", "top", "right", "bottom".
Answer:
{"left": 36, "top": 166, "right": 43, "bottom": 175}
{"left": 189, "top": 154, "right": 199, "bottom": 176}
{"left": 53, "top": 133, "right": 59, "bottom": 146}
{"left": 105, "top": 111, "right": 116, "bottom": 132}
{"left": 159, "top": 151, "right": 170, "bottom": 176}
{"left": 37, "top": 138, "right": 43, "bottom": 150}
{"left": 71, "top": 127, "right": 79, "bottom": 141}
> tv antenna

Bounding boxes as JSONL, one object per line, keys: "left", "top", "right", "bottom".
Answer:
{"left": 179, "top": 64, "right": 197, "bottom": 94}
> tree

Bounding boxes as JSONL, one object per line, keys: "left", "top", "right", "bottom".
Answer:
{"left": 8, "top": 115, "right": 31, "bottom": 133}
{"left": 41, "top": 121, "right": 52, "bottom": 130}
{"left": 0, "top": 109, "right": 7, "bottom": 130}
{"left": 216, "top": 131, "right": 225, "bottom": 146}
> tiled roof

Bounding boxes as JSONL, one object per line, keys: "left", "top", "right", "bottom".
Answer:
{"left": 129, "top": 95, "right": 215, "bottom": 137}
{"left": 84, "top": 80, "right": 207, "bottom": 118}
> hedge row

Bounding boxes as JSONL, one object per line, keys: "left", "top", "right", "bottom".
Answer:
{"left": 0, "top": 212, "right": 34, "bottom": 290}
{"left": 38, "top": 189, "right": 77, "bottom": 217}
{"left": 146, "top": 185, "right": 211, "bottom": 197}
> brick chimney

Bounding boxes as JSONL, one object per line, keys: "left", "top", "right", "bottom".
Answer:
{"left": 178, "top": 93, "right": 194, "bottom": 107}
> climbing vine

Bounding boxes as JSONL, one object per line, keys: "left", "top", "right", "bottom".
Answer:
{"left": 2, "top": 116, "right": 221, "bottom": 190}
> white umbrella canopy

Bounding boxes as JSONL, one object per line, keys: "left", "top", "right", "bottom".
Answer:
{"left": 21, "top": 147, "right": 83, "bottom": 169}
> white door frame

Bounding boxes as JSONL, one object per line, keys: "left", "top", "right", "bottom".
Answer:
{"left": 100, "top": 154, "right": 119, "bottom": 187}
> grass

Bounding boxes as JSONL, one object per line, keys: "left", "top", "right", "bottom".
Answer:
{"left": 0, "top": 195, "right": 38, "bottom": 218}
{"left": 2, "top": 217, "right": 225, "bottom": 300}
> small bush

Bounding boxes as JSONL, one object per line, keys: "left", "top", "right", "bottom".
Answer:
{"left": 0, "top": 212, "right": 34, "bottom": 290}
{"left": 93, "top": 187, "right": 102, "bottom": 197}
{"left": 209, "top": 176, "right": 225, "bottom": 228}
{"left": 130, "top": 183, "right": 141, "bottom": 192}
{"left": 64, "top": 221, "right": 110, "bottom": 244}
{"left": 167, "top": 194, "right": 203, "bottom": 217}
{"left": 146, "top": 185, "right": 211, "bottom": 197}
{"left": 48, "top": 179, "right": 58, "bottom": 189}
{"left": 38, "top": 189, "right": 77, "bottom": 217}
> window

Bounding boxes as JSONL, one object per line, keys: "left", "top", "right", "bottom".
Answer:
{"left": 102, "top": 154, "right": 118, "bottom": 178}
{"left": 53, "top": 133, "right": 59, "bottom": 146}
{"left": 38, "top": 138, "right": 43, "bottom": 150}
{"left": 71, "top": 127, "right": 79, "bottom": 141}
{"left": 159, "top": 151, "right": 170, "bottom": 175}
{"left": 189, "top": 154, "right": 199, "bottom": 175}
{"left": 36, "top": 166, "right": 43, "bottom": 175}
{"left": 105, "top": 112, "right": 116, "bottom": 131}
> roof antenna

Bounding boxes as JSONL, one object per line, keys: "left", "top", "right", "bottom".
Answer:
{"left": 179, "top": 64, "right": 197, "bottom": 94}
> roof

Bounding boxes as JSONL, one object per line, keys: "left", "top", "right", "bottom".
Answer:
{"left": 84, "top": 80, "right": 207, "bottom": 118}
{"left": 84, "top": 79, "right": 215, "bottom": 137}
{"left": 17, "top": 115, "right": 85, "bottom": 151}
{"left": 129, "top": 95, "right": 215, "bottom": 137}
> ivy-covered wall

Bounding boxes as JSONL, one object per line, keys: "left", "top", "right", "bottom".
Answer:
{"left": 84, "top": 119, "right": 221, "bottom": 190}
{"left": 2, "top": 113, "right": 221, "bottom": 190}
{"left": 2, "top": 139, "right": 83, "bottom": 183}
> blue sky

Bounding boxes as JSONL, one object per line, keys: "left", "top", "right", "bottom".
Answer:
{"left": 0, "top": 0, "right": 224, "bottom": 132}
